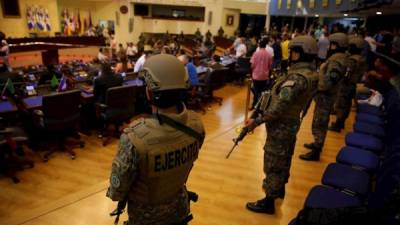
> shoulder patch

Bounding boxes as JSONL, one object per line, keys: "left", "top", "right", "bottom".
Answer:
{"left": 127, "top": 119, "right": 150, "bottom": 138}
{"left": 279, "top": 87, "right": 291, "bottom": 100}
{"left": 110, "top": 173, "right": 121, "bottom": 188}
{"left": 281, "top": 80, "right": 295, "bottom": 88}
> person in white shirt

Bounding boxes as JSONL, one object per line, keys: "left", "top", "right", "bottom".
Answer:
{"left": 235, "top": 38, "right": 247, "bottom": 58}
{"left": 97, "top": 48, "right": 108, "bottom": 62}
{"left": 1, "top": 40, "right": 11, "bottom": 71}
{"left": 266, "top": 42, "right": 275, "bottom": 59}
{"left": 357, "top": 89, "right": 383, "bottom": 107}
{"left": 126, "top": 43, "right": 138, "bottom": 57}
{"left": 134, "top": 46, "right": 153, "bottom": 73}
{"left": 364, "top": 31, "right": 377, "bottom": 52}
{"left": 232, "top": 35, "right": 241, "bottom": 51}
{"left": 256, "top": 38, "right": 274, "bottom": 58}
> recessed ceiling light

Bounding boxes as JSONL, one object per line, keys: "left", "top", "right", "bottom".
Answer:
{"left": 376, "top": 11, "right": 382, "bottom": 15}
{"left": 315, "top": 14, "right": 319, "bottom": 17}
{"left": 344, "top": 13, "right": 348, "bottom": 16}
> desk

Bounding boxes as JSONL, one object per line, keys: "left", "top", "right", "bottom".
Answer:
{"left": 0, "top": 100, "right": 18, "bottom": 114}
{"left": 221, "top": 57, "right": 236, "bottom": 66}
{"left": 23, "top": 80, "right": 143, "bottom": 109}
{"left": 196, "top": 66, "right": 209, "bottom": 74}
{"left": 23, "top": 92, "right": 94, "bottom": 110}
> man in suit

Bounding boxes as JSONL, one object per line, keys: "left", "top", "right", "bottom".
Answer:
{"left": 93, "top": 63, "right": 123, "bottom": 103}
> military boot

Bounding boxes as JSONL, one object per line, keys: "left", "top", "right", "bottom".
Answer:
{"left": 328, "top": 121, "right": 344, "bottom": 132}
{"left": 246, "top": 197, "right": 275, "bottom": 214}
{"left": 303, "top": 142, "right": 320, "bottom": 150}
{"left": 299, "top": 149, "right": 321, "bottom": 161}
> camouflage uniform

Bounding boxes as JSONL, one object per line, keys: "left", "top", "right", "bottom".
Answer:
{"left": 107, "top": 107, "right": 205, "bottom": 225}
{"left": 334, "top": 55, "right": 367, "bottom": 126}
{"left": 311, "top": 52, "right": 348, "bottom": 148}
{"left": 255, "top": 62, "right": 318, "bottom": 198}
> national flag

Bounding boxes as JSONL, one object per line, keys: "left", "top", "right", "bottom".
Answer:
{"left": 51, "top": 75, "right": 59, "bottom": 88}
{"left": 84, "top": 18, "right": 88, "bottom": 32}
{"left": 1, "top": 78, "right": 15, "bottom": 97}
{"left": 77, "top": 10, "right": 82, "bottom": 34}
{"left": 58, "top": 76, "right": 67, "bottom": 92}
{"left": 88, "top": 11, "right": 93, "bottom": 28}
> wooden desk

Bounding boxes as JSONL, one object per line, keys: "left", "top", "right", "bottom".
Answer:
{"left": 23, "top": 79, "right": 144, "bottom": 110}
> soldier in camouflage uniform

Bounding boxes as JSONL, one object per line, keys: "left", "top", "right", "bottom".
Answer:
{"left": 300, "top": 33, "right": 349, "bottom": 161}
{"left": 107, "top": 54, "right": 205, "bottom": 225}
{"left": 244, "top": 36, "right": 319, "bottom": 214}
{"left": 329, "top": 35, "right": 368, "bottom": 132}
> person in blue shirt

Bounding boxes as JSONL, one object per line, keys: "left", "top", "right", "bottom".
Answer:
{"left": 178, "top": 54, "right": 199, "bottom": 86}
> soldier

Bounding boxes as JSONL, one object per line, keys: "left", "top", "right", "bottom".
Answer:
{"left": 300, "top": 33, "right": 349, "bottom": 161}
{"left": 330, "top": 35, "right": 367, "bottom": 132}
{"left": 106, "top": 54, "right": 205, "bottom": 225}
{"left": 244, "top": 36, "right": 319, "bottom": 214}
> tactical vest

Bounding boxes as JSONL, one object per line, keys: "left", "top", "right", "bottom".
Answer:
{"left": 268, "top": 62, "right": 319, "bottom": 119}
{"left": 126, "top": 109, "right": 204, "bottom": 205}
{"left": 348, "top": 54, "right": 367, "bottom": 85}
{"left": 318, "top": 52, "right": 348, "bottom": 93}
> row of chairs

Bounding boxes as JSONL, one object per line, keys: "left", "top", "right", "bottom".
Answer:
{"left": 188, "top": 68, "right": 228, "bottom": 113}
{"left": 0, "top": 85, "right": 141, "bottom": 183}
{"left": 290, "top": 87, "right": 400, "bottom": 225}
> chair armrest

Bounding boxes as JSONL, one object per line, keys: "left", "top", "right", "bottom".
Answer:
{"left": 95, "top": 103, "right": 108, "bottom": 118}
{"left": 32, "top": 110, "right": 45, "bottom": 128}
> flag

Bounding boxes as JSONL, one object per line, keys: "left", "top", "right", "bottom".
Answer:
{"left": 88, "top": 11, "right": 93, "bottom": 28}
{"left": 77, "top": 10, "right": 82, "bottom": 34}
{"left": 58, "top": 76, "right": 67, "bottom": 92}
{"left": 51, "top": 75, "right": 59, "bottom": 88}
{"left": 1, "top": 78, "right": 15, "bottom": 97}
{"left": 84, "top": 18, "right": 88, "bottom": 32}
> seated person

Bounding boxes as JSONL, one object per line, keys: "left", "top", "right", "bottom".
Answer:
{"left": 134, "top": 46, "right": 152, "bottom": 73}
{"left": 178, "top": 55, "right": 198, "bottom": 86}
{"left": 98, "top": 48, "right": 108, "bottom": 62}
{"left": 38, "top": 64, "right": 62, "bottom": 85}
{"left": 209, "top": 55, "right": 225, "bottom": 70}
{"left": 114, "top": 53, "right": 133, "bottom": 73}
{"left": 93, "top": 63, "right": 123, "bottom": 103}
{"left": 60, "top": 66, "right": 76, "bottom": 91}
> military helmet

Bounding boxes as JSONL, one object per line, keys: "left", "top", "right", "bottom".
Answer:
{"left": 329, "top": 32, "right": 349, "bottom": 48}
{"left": 349, "top": 35, "right": 364, "bottom": 49}
{"left": 289, "top": 35, "right": 318, "bottom": 55}
{"left": 142, "top": 54, "right": 188, "bottom": 92}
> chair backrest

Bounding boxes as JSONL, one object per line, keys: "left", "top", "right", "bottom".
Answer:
{"left": 42, "top": 90, "right": 81, "bottom": 130}
{"left": 236, "top": 57, "right": 251, "bottom": 69}
{"left": 207, "top": 68, "right": 227, "bottom": 91}
{"left": 104, "top": 85, "right": 137, "bottom": 121}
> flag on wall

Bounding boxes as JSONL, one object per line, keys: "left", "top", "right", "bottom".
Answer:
{"left": 27, "top": 6, "right": 34, "bottom": 30}
{"left": 44, "top": 9, "right": 51, "bottom": 31}
{"left": 26, "top": 5, "right": 51, "bottom": 31}
{"left": 62, "top": 9, "right": 69, "bottom": 35}
{"left": 77, "top": 10, "right": 82, "bottom": 34}
{"left": 89, "top": 11, "right": 93, "bottom": 28}
{"left": 84, "top": 18, "right": 88, "bottom": 32}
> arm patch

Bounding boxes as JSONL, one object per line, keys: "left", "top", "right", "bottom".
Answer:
{"left": 281, "top": 80, "right": 295, "bottom": 88}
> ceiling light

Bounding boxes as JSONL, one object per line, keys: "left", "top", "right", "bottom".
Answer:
{"left": 376, "top": 11, "right": 382, "bottom": 15}
{"left": 344, "top": 13, "right": 348, "bottom": 16}
{"left": 315, "top": 14, "right": 319, "bottom": 17}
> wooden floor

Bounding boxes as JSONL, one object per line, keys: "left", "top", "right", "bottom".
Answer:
{"left": 0, "top": 84, "right": 354, "bottom": 225}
